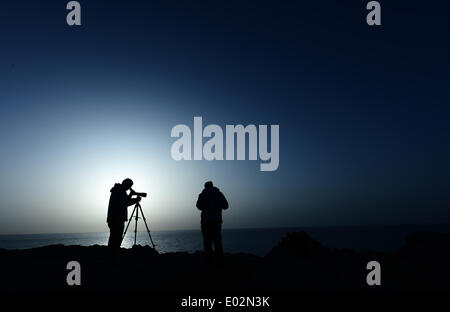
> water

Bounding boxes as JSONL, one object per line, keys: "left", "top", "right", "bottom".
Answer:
{"left": 1, "top": 224, "right": 449, "bottom": 256}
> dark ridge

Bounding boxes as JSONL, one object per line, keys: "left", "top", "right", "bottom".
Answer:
{"left": 0, "top": 231, "right": 449, "bottom": 292}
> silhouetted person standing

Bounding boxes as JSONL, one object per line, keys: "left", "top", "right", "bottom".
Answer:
{"left": 196, "top": 181, "right": 228, "bottom": 264}
{"left": 107, "top": 178, "right": 140, "bottom": 254}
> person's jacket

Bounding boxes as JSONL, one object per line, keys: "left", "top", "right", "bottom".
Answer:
{"left": 196, "top": 186, "right": 228, "bottom": 224}
{"left": 107, "top": 183, "right": 138, "bottom": 223}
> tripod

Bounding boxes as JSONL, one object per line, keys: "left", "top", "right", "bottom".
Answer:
{"left": 122, "top": 201, "right": 155, "bottom": 248}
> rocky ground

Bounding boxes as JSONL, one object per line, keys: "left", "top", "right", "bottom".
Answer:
{"left": 1, "top": 231, "right": 449, "bottom": 292}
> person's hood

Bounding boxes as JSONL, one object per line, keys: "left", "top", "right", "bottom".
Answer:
{"left": 201, "top": 186, "right": 220, "bottom": 194}
{"left": 110, "top": 183, "right": 122, "bottom": 193}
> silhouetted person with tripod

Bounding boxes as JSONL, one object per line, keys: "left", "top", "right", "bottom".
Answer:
{"left": 107, "top": 178, "right": 141, "bottom": 255}
{"left": 196, "top": 181, "right": 228, "bottom": 264}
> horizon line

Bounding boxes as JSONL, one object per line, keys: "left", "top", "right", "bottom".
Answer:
{"left": 1, "top": 221, "right": 449, "bottom": 236}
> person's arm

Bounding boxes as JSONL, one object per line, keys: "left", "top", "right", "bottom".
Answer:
{"left": 125, "top": 192, "right": 140, "bottom": 206}
{"left": 196, "top": 193, "right": 204, "bottom": 210}
{"left": 127, "top": 197, "right": 140, "bottom": 206}
{"left": 221, "top": 192, "right": 229, "bottom": 210}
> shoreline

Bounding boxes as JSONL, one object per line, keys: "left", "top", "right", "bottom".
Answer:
{"left": 1, "top": 223, "right": 449, "bottom": 255}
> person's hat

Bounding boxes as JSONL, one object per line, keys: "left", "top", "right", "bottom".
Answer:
{"left": 204, "top": 181, "right": 213, "bottom": 188}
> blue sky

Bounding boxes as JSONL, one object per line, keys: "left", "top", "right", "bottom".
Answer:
{"left": 0, "top": 1, "right": 449, "bottom": 234}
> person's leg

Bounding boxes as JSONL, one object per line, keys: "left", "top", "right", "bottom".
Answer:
{"left": 115, "top": 222, "right": 124, "bottom": 249}
{"left": 108, "top": 222, "right": 124, "bottom": 260}
{"left": 108, "top": 222, "right": 114, "bottom": 247}
{"left": 201, "top": 223, "right": 213, "bottom": 262}
{"left": 110, "top": 224, "right": 119, "bottom": 248}
{"left": 107, "top": 222, "right": 118, "bottom": 260}
{"left": 212, "top": 223, "right": 223, "bottom": 260}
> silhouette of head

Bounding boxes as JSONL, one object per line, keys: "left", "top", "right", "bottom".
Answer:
{"left": 122, "top": 178, "right": 134, "bottom": 190}
{"left": 204, "top": 181, "right": 213, "bottom": 189}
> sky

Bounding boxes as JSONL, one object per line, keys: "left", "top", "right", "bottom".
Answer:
{"left": 0, "top": 1, "right": 449, "bottom": 234}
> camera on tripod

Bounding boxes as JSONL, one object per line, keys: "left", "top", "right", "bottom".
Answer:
{"left": 130, "top": 188, "right": 147, "bottom": 198}
{"left": 123, "top": 187, "right": 155, "bottom": 248}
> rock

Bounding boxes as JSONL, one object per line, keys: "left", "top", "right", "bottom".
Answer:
{"left": 265, "top": 231, "right": 330, "bottom": 261}
{"left": 395, "top": 231, "right": 450, "bottom": 261}
{"left": 1, "top": 231, "right": 449, "bottom": 292}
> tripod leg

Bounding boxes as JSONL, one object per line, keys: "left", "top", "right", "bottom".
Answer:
{"left": 122, "top": 205, "right": 137, "bottom": 241}
{"left": 134, "top": 204, "right": 139, "bottom": 246}
{"left": 139, "top": 206, "right": 156, "bottom": 248}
